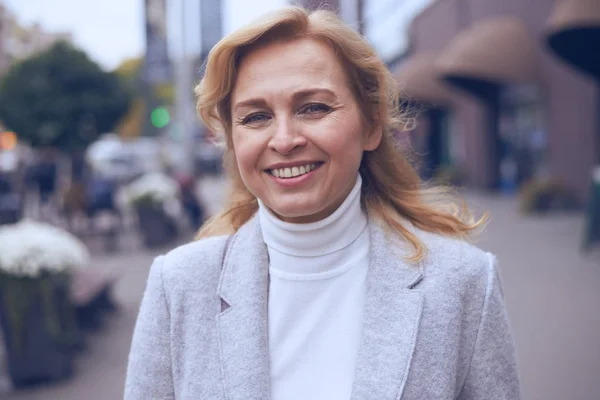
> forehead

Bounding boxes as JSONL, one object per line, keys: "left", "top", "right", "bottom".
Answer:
{"left": 232, "top": 38, "right": 350, "bottom": 101}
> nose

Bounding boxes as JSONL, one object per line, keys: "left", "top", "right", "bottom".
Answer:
{"left": 268, "top": 117, "right": 307, "bottom": 154}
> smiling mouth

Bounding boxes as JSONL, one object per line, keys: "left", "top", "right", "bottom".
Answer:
{"left": 267, "top": 162, "right": 323, "bottom": 179}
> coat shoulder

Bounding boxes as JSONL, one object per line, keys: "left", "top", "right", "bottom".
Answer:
{"left": 159, "top": 235, "right": 231, "bottom": 290}
{"left": 416, "top": 228, "right": 495, "bottom": 285}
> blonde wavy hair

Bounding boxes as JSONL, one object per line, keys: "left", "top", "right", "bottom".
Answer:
{"left": 194, "top": 6, "right": 485, "bottom": 261}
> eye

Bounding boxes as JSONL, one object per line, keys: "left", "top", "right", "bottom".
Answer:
{"left": 240, "top": 112, "right": 271, "bottom": 125}
{"left": 300, "top": 103, "right": 332, "bottom": 115}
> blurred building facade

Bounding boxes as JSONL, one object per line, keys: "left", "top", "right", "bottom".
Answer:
{"left": 391, "top": 0, "right": 598, "bottom": 203}
{"left": 0, "top": 4, "right": 72, "bottom": 75}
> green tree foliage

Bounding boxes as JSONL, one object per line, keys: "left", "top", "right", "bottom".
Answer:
{"left": 0, "top": 41, "right": 131, "bottom": 151}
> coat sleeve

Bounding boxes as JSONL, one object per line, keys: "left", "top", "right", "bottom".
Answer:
{"left": 458, "top": 253, "right": 521, "bottom": 400}
{"left": 124, "top": 256, "right": 175, "bottom": 400}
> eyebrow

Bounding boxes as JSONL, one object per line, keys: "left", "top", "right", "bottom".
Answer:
{"left": 232, "top": 88, "right": 337, "bottom": 113}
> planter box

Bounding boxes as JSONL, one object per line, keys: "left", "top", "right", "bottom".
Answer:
{"left": 135, "top": 203, "right": 178, "bottom": 248}
{"left": 0, "top": 274, "right": 80, "bottom": 388}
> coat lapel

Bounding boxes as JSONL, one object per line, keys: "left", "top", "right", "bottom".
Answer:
{"left": 216, "top": 215, "right": 271, "bottom": 400}
{"left": 351, "top": 220, "right": 424, "bottom": 400}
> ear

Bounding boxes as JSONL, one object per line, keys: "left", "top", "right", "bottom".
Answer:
{"left": 363, "top": 120, "right": 382, "bottom": 151}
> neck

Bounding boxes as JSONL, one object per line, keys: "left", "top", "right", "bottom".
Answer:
{"left": 258, "top": 175, "right": 365, "bottom": 256}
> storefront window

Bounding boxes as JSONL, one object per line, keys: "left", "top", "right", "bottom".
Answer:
{"left": 498, "top": 85, "right": 547, "bottom": 191}
{"left": 418, "top": 108, "right": 457, "bottom": 180}
{"left": 442, "top": 110, "right": 464, "bottom": 167}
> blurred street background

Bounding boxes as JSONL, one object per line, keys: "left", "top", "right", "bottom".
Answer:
{"left": 0, "top": 0, "right": 599, "bottom": 400}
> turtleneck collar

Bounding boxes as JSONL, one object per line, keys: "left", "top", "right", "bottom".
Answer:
{"left": 257, "top": 174, "right": 367, "bottom": 258}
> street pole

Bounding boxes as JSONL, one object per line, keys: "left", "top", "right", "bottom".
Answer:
{"left": 175, "top": 0, "right": 195, "bottom": 175}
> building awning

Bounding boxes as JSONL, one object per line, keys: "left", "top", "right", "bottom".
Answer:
{"left": 393, "top": 53, "right": 456, "bottom": 107}
{"left": 546, "top": 0, "right": 600, "bottom": 78}
{"left": 436, "top": 16, "right": 539, "bottom": 97}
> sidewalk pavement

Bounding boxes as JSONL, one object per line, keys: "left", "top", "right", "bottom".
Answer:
{"left": 466, "top": 191, "right": 600, "bottom": 400}
{"left": 2, "top": 184, "right": 600, "bottom": 400}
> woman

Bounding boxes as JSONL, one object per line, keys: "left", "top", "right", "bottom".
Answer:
{"left": 125, "top": 6, "right": 520, "bottom": 400}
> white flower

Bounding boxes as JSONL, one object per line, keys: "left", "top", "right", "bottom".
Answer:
{"left": 124, "top": 172, "right": 180, "bottom": 205}
{"left": 0, "top": 220, "right": 90, "bottom": 278}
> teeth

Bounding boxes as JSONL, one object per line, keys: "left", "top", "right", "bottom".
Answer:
{"left": 270, "top": 163, "right": 319, "bottom": 179}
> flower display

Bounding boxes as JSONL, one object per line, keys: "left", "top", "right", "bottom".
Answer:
{"left": 124, "top": 172, "right": 180, "bottom": 206}
{"left": 0, "top": 220, "right": 90, "bottom": 278}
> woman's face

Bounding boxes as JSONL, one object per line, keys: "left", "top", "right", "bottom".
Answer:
{"left": 231, "top": 38, "right": 381, "bottom": 223}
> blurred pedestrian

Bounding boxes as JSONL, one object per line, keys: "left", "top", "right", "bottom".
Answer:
{"left": 175, "top": 174, "right": 204, "bottom": 230}
{"left": 61, "top": 180, "right": 87, "bottom": 232}
{"left": 0, "top": 173, "right": 21, "bottom": 224}
{"left": 125, "top": 6, "right": 520, "bottom": 400}
{"left": 86, "top": 173, "right": 117, "bottom": 219}
{"left": 85, "top": 172, "right": 123, "bottom": 251}
{"left": 28, "top": 148, "right": 59, "bottom": 221}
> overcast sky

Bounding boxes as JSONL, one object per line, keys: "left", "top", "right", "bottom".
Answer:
{"left": 3, "top": 0, "right": 288, "bottom": 70}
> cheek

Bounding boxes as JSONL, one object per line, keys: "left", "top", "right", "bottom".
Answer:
{"left": 232, "top": 133, "right": 263, "bottom": 176}
{"left": 317, "top": 118, "right": 367, "bottom": 159}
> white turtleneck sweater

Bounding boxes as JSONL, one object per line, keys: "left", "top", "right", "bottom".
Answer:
{"left": 258, "top": 175, "right": 369, "bottom": 400}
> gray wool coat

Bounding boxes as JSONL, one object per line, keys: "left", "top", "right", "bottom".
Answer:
{"left": 124, "top": 215, "right": 521, "bottom": 400}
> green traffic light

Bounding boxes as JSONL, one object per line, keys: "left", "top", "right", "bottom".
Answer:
{"left": 151, "top": 107, "right": 170, "bottom": 128}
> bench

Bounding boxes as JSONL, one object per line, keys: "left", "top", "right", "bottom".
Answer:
{"left": 70, "top": 264, "right": 123, "bottom": 330}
